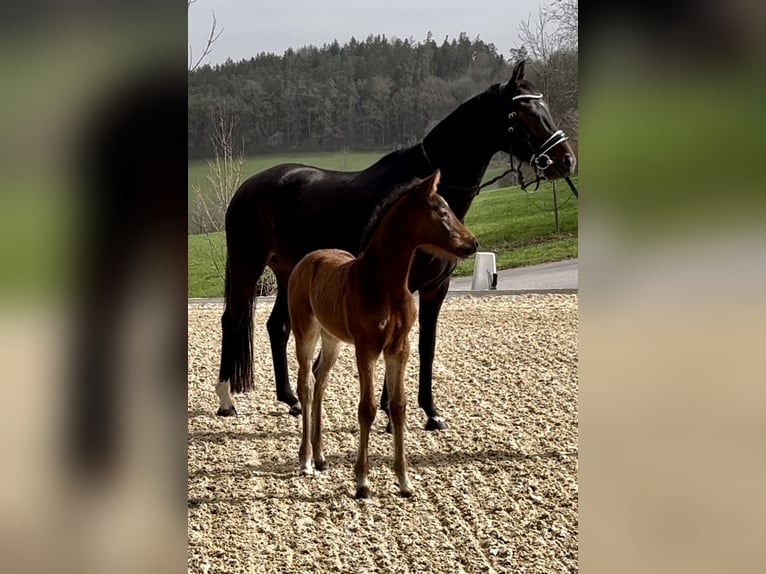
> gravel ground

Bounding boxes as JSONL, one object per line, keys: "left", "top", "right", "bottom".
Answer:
{"left": 188, "top": 294, "right": 578, "bottom": 574}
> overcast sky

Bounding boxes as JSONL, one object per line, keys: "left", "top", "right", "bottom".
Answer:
{"left": 188, "top": 0, "right": 548, "bottom": 66}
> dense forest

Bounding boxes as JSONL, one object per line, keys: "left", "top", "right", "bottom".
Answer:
{"left": 188, "top": 33, "right": 578, "bottom": 159}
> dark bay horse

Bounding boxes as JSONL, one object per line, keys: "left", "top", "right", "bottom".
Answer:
{"left": 216, "top": 60, "right": 577, "bottom": 430}
{"left": 288, "top": 171, "right": 477, "bottom": 497}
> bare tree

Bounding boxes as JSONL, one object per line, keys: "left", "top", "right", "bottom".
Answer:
{"left": 188, "top": 0, "right": 223, "bottom": 72}
{"left": 190, "top": 109, "right": 277, "bottom": 296}
{"left": 517, "top": 1, "right": 578, "bottom": 233}
{"left": 546, "top": 0, "right": 578, "bottom": 51}
{"left": 187, "top": 3, "right": 275, "bottom": 295}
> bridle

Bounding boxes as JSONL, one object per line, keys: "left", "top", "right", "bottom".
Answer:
{"left": 506, "top": 92, "right": 578, "bottom": 197}
{"left": 419, "top": 90, "right": 578, "bottom": 198}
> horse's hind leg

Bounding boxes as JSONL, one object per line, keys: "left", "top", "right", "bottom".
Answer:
{"left": 267, "top": 266, "right": 300, "bottom": 415}
{"left": 295, "top": 318, "right": 320, "bottom": 475}
{"left": 354, "top": 348, "right": 378, "bottom": 499}
{"left": 311, "top": 332, "right": 341, "bottom": 471}
{"left": 217, "top": 244, "right": 269, "bottom": 416}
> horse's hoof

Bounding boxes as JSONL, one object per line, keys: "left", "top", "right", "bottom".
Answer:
{"left": 300, "top": 466, "right": 313, "bottom": 476}
{"left": 288, "top": 404, "right": 302, "bottom": 417}
{"left": 384, "top": 421, "right": 393, "bottom": 434}
{"left": 355, "top": 486, "right": 371, "bottom": 499}
{"left": 314, "top": 459, "right": 328, "bottom": 471}
{"left": 278, "top": 392, "right": 300, "bottom": 406}
{"left": 216, "top": 406, "right": 237, "bottom": 417}
{"left": 399, "top": 489, "right": 413, "bottom": 498}
{"left": 424, "top": 416, "right": 447, "bottom": 431}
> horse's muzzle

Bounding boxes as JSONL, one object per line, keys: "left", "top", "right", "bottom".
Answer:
{"left": 457, "top": 237, "right": 479, "bottom": 257}
{"left": 562, "top": 153, "right": 576, "bottom": 174}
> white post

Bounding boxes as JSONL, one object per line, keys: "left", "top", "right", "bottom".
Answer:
{"left": 470, "top": 252, "right": 497, "bottom": 290}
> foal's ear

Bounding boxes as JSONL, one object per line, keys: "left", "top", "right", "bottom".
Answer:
{"left": 420, "top": 170, "right": 440, "bottom": 197}
{"left": 510, "top": 60, "right": 526, "bottom": 84}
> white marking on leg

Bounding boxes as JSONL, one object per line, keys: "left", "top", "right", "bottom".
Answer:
{"left": 215, "top": 381, "right": 234, "bottom": 411}
{"left": 400, "top": 475, "right": 413, "bottom": 496}
{"left": 356, "top": 475, "right": 369, "bottom": 491}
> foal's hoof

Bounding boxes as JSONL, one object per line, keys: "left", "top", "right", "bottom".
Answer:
{"left": 314, "top": 459, "right": 328, "bottom": 472}
{"left": 355, "top": 486, "right": 371, "bottom": 499}
{"left": 384, "top": 420, "right": 393, "bottom": 434}
{"left": 399, "top": 489, "right": 413, "bottom": 499}
{"left": 216, "top": 406, "right": 237, "bottom": 417}
{"left": 288, "top": 403, "right": 302, "bottom": 417}
{"left": 424, "top": 416, "right": 447, "bottom": 431}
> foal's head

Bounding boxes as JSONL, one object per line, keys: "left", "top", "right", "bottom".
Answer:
{"left": 401, "top": 171, "right": 479, "bottom": 258}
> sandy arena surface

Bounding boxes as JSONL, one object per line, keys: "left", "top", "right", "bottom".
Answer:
{"left": 188, "top": 294, "right": 578, "bottom": 573}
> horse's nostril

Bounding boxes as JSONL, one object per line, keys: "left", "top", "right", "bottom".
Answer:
{"left": 563, "top": 154, "right": 576, "bottom": 171}
{"left": 472, "top": 238, "right": 479, "bottom": 251}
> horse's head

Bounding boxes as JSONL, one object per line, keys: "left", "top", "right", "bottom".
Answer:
{"left": 498, "top": 60, "right": 577, "bottom": 180}
{"left": 407, "top": 171, "right": 479, "bottom": 258}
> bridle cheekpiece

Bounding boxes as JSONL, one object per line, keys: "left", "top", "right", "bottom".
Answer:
{"left": 508, "top": 92, "right": 570, "bottom": 176}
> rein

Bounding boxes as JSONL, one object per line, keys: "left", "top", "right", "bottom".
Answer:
{"left": 420, "top": 142, "right": 512, "bottom": 196}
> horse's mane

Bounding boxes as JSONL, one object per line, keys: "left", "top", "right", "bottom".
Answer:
{"left": 363, "top": 148, "right": 410, "bottom": 174}
{"left": 358, "top": 177, "right": 421, "bottom": 252}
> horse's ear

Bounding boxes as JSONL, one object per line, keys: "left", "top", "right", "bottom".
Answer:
{"left": 420, "top": 170, "right": 440, "bottom": 197}
{"left": 510, "top": 60, "right": 526, "bottom": 84}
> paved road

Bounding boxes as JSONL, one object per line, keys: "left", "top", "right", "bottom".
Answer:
{"left": 448, "top": 258, "right": 578, "bottom": 292}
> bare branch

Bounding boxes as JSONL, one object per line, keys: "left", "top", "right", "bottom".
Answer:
{"left": 545, "top": 0, "right": 578, "bottom": 51}
{"left": 189, "top": 8, "right": 224, "bottom": 72}
{"left": 519, "top": 7, "right": 556, "bottom": 63}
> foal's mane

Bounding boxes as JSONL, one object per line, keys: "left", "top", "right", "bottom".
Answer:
{"left": 358, "top": 178, "right": 421, "bottom": 252}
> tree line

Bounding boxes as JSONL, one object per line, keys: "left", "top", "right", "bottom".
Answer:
{"left": 188, "top": 33, "right": 577, "bottom": 159}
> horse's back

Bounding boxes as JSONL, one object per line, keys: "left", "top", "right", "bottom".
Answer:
{"left": 226, "top": 163, "right": 373, "bottom": 263}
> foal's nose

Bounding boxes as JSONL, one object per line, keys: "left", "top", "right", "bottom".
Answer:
{"left": 471, "top": 237, "right": 479, "bottom": 252}
{"left": 563, "top": 153, "right": 576, "bottom": 173}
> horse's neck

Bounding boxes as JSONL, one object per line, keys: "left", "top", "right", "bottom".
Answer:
{"left": 422, "top": 93, "right": 500, "bottom": 196}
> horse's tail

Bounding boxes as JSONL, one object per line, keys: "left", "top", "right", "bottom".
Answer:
{"left": 219, "top": 206, "right": 269, "bottom": 394}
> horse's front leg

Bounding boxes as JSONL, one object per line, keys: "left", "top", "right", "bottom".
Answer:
{"left": 354, "top": 348, "right": 378, "bottom": 499}
{"left": 384, "top": 341, "right": 413, "bottom": 497}
{"left": 267, "top": 279, "right": 300, "bottom": 415}
{"left": 417, "top": 280, "right": 450, "bottom": 430}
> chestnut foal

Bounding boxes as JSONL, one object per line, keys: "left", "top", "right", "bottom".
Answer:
{"left": 287, "top": 170, "right": 478, "bottom": 498}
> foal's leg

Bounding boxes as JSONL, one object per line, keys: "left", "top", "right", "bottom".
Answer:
{"left": 354, "top": 348, "right": 378, "bottom": 499}
{"left": 267, "top": 268, "right": 300, "bottom": 415}
{"left": 295, "top": 320, "right": 320, "bottom": 475}
{"left": 385, "top": 341, "right": 413, "bottom": 497}
{"left": 416, "top": 280, "right": 450, "bottom": 430}
{"left": 311, "top": 332, "right": 341, "bottom": 471}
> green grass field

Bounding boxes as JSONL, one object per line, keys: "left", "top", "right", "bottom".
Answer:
{"left": 188, "top": 151, "right": 577, "bottom": 297}
{"left": 452, "top": 180, "right": 578, "bottom": 277}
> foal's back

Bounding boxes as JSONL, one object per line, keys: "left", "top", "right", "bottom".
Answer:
{"left": 288, "top": 248, "right": 356, "bottom": 344}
